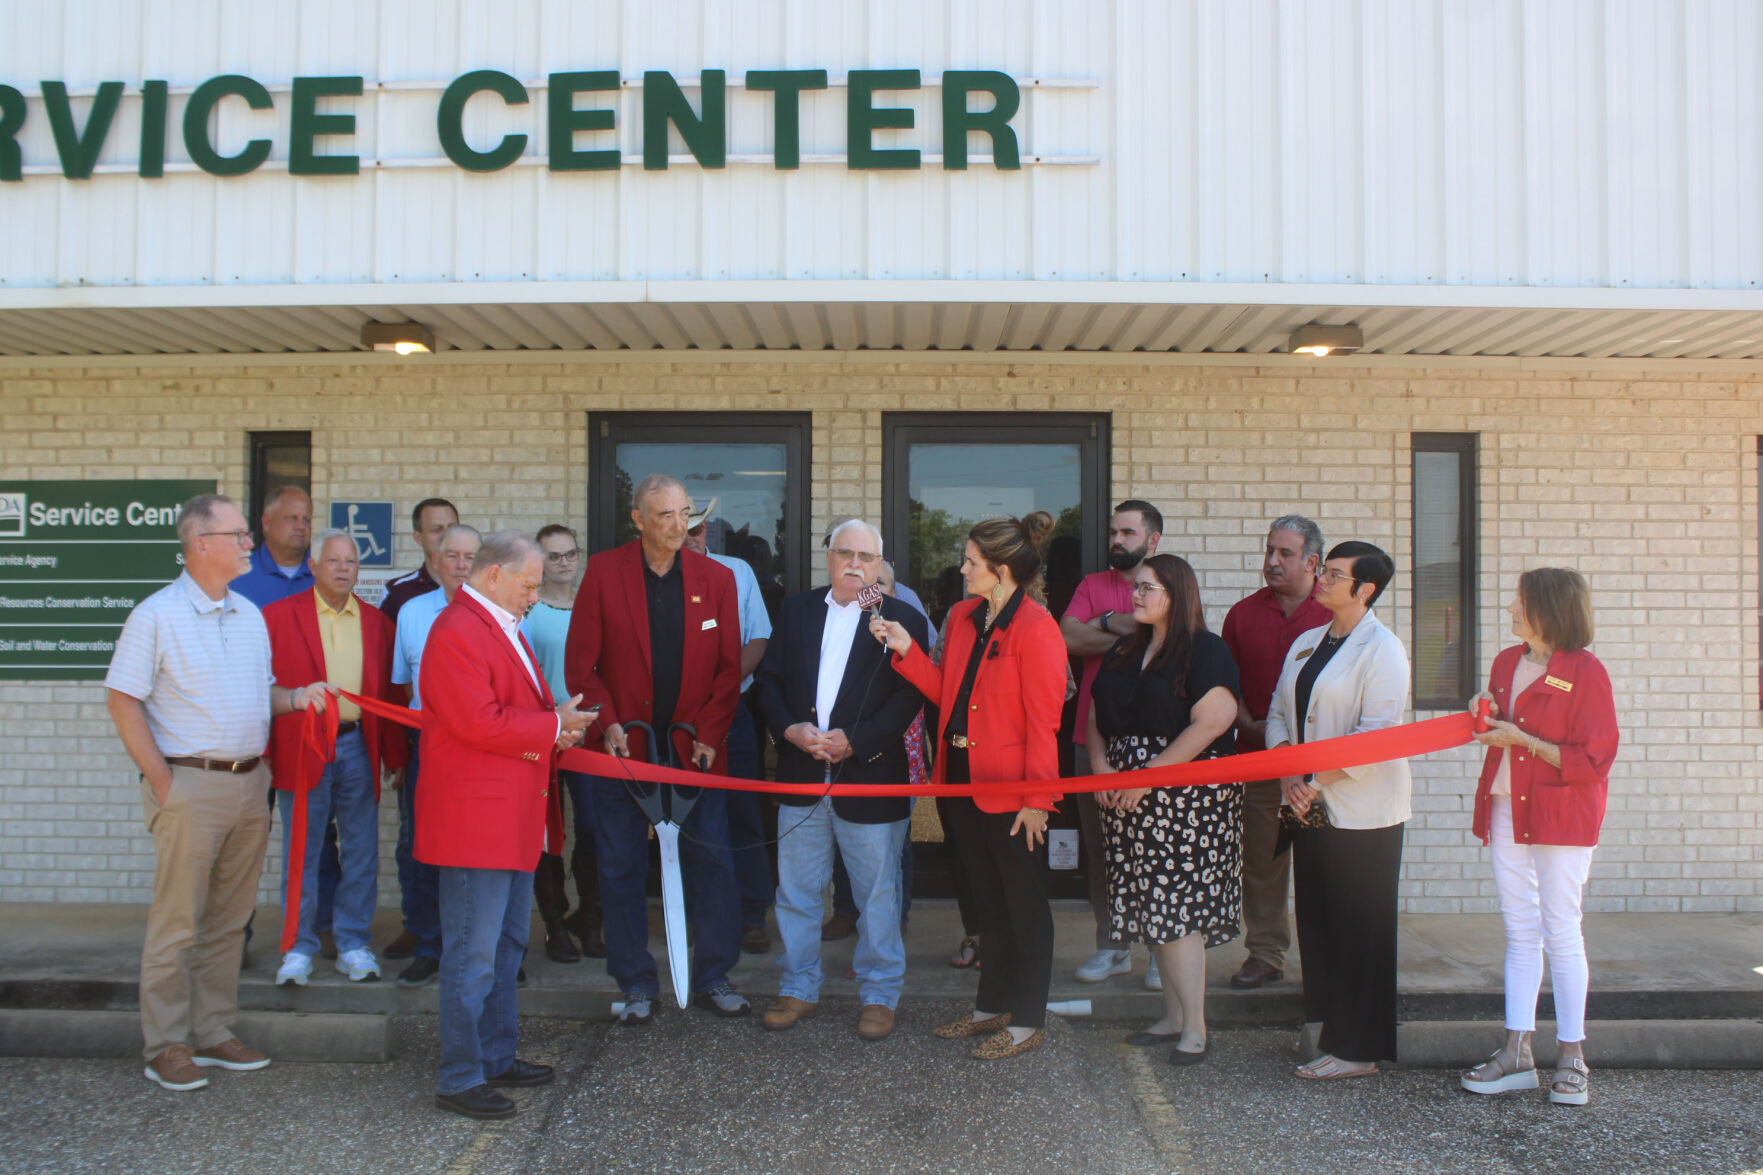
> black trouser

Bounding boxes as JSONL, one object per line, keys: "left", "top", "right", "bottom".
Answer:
{"left": 935, "top": 795, "right": 982, "bottom": 936}
{"left": 940, "top": 748, "right": 1053, "bottom": 1030}
{"left": 1292, "top": 821, "right": 1405, "bottom": 1063}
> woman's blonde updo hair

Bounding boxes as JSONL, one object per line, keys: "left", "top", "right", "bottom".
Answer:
{"left": 968, "top": 510, "right": 1055, "bottom": 602}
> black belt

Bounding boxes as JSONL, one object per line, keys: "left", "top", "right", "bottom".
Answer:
{"left": 336, "top": 721, "right": 359, "bottom": 735}
{"left": 165, "top": 755, "right": 261, "bottom": 774}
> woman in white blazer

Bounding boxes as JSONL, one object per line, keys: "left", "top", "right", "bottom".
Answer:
{"left": 1264, "top": 541, "right": 1410, "bottom": 1080}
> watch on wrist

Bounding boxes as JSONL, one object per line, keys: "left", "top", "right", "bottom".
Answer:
{"left": 1099, "top": 610, "right": 1115, "bottom": 630}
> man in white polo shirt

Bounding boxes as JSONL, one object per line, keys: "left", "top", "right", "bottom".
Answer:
{"left": 106, "top": 493, "right": 333, "bottom": 1093}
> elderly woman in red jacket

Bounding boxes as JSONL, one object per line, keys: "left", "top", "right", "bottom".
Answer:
{"left": 871, "top": 511, "right": 1066, "bottom": 1060}
{"left": 1460, "top": 568, "right": 1619, "bottom": 1107}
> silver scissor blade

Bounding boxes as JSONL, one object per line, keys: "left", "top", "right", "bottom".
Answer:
{"left": 655, "top": 821, "right": 690, "bottom": 1009}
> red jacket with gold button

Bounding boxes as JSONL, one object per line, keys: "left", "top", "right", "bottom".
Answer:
{"left": 1472, "top": 645, "right": 1619, "bottom": 847}
{"left": 414, "top": 592, "right": 561, "bottom": 871}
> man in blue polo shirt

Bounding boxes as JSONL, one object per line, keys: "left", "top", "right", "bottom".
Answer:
{"left": 385, "top": 524, "right": 480, "bottom": 986}
{"left": 231, "top": 487, "right": 314, "bottom": 609}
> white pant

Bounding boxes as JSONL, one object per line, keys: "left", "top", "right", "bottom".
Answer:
{"left": 1489, "top": 797, "right": 1596, "bottom": 1042}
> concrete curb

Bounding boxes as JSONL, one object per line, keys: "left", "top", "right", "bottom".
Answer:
{"left": 1393, "top": 1019, "right": 1763, "bottom": 1070}
{"left": 0, "top": 1009, "right": 393, "bottom": 1063}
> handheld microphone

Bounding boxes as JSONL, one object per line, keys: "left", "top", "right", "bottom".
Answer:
{"left": 857, "top": 582, "right": 884, "bottom": 621}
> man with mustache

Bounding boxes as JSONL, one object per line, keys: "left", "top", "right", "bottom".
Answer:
{"left": 1058, "top": 500, "right": 1164, "bottom": 987}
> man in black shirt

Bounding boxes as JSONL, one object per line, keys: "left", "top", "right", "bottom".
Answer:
{"left": 380, "top": 498, "right": 460, "bottom": 623}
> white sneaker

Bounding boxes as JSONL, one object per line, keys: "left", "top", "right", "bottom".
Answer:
{"left": 336, "top": 947, "right": 381, "bottom": 983}
{"left": 276, "top": 951, "right": 313, "bottom": 987}
{"left": 1145, "top": 955, "right": 1162, "bottom": 991}
{"left": 1075, "top": 948, "right": 1132, "bottom": 983}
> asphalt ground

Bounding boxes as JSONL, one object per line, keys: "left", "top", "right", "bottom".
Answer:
{"left": 2, "top": 1005, "right": 1759, "bottom": 1175}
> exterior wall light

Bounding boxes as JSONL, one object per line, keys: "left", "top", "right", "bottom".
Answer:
{"left": 361, "top": 321, "right": 436, "bottom": 355}
{"left": 1289, "top": 323, "right": 1363, "bottom": 358}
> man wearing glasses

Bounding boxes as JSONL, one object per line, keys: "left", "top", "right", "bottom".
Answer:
{"left": 521, "top": 525, "right": 604, "bottom": 963}
{"left": 105, "top": 494, "right": 333, "bottom": 1092}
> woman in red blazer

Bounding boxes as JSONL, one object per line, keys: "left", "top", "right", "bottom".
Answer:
{"left": 1460, "top": 568, "right": 1619, "bottom": 1108}
{"left": 871, "top": 511, "right": 1066, "bottom": 1060}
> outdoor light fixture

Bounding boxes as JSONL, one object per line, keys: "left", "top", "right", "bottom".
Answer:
{"left": 1289, "top": 323, "right": 1364, "bottom": 358}
{"left": 361, "top": 321, "right": 436, "bottom": 355}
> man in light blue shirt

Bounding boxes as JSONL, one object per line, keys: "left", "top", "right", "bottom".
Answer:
{"left": 685, "top": 502, "right": 774, "bottom": 954}
{"left": 386, "top": 524, "right": 479, "bottom": 987}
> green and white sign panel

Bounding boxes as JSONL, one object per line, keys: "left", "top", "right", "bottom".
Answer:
{"left": 0, "top": 479, "right": 214, "bottom": 681}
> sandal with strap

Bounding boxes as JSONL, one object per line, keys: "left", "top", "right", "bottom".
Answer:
{"left": 948, "top": 937, "right": 980, "bottom": 969}
{"left": 1296, "top": 1053, "right": 1378, "bottom": 1080}
{"left": 1549, "top": 1056, "right": 1590, "bottom": 1106}
{"left": 1461, "top": 1049, "right": 1539, "bottom": 1095}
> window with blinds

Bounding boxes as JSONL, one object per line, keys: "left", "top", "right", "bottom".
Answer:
{"left": 1412, "top": 433, "right": 1477, "bottom": 709}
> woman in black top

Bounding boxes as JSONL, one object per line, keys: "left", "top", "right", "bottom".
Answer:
{"left": 1086, "top": 554, "right": 1241, "bottom": 1065}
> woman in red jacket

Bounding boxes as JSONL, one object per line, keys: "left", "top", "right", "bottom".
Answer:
{"left": 1460, "top": 568, "right": 1619, "bottom": 1107}
{"left": 871, "top": 511, "right": 1066, "bottom": 1060}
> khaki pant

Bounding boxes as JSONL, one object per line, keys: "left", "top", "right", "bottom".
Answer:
{"left": 1072, "top": 743, "right": 1128, "bottom": 950}
{"left": 139, "top": 762, "right": 270, "bottom": 1061}
{"left": 1239, "top": 778, "right": 1291, "bottom": 968}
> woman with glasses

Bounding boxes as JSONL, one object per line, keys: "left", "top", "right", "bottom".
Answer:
{"left": 870, "top": 512, "right": 1066, "bottom": 1060}
{"left": 1265, "top": 541, "right": 1409, "bottom": 1079}
{"left": 1084, "top": 554, "right": 1241, "bottom": 1066}
{"left": 1460, "top": 568, "right": 1618, "bottom": 1106}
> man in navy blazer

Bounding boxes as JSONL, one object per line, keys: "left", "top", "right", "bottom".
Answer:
{"left": 753, "top": 519, "right": 929, "bottom": 1041}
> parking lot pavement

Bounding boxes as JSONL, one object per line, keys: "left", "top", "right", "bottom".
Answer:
{"left": 3, "top": 1010, "right": 1758, "bottom": 1175}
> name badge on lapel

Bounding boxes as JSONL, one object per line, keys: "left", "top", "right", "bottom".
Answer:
{"left": 701, "top": 618, "right": 718, "bottom": 631}
{"left": 1295, "top": 647, "right": 1314, "bottom": 661}
{"left": 1544, "top": 675, "right": 1573, "bottom": 693}
{"left": 691, "top": 595, "right": 701, "bottom": 604}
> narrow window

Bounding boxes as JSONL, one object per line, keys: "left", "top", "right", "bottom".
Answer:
{"left": 1411, "top": 433, "right": 1477, "bottom": 709}
{"left": 248, "top": 431, "right": 312, "bottom": 541}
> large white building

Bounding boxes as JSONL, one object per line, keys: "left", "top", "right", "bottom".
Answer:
{"left": 1, "top": 0, "right": 1758, "bottom": 913}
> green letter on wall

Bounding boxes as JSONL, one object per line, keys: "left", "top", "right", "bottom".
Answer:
{"left": 0, "top": 85, "right": 25, "bottom": 182}
{"left": 290, "top": 76, "right": 363, "bottom": 176}
{"left": 548, "top": 71, "right": 620, "bottom": 172}
{"left": 847, "top": 70, "right": 920, "bottom": 170}
{"left": 41, "top": 80, "right": 124, "bottom": 179}
{"left": 139, "top": 80, "right": 168, "bottom": 178}
{"left": 941, "top": 71, "right": 1020, "bottom": 170}
{"left": 643, "top": 70, "right": 725, "bottom": 170}
{"left": 437, "top": 70, "right": 529, "bottom": 173}
{"left": 745, "top": 69, "right": 827, "bottom": 170}
{"left": 184, "top": 74, "right": 273, "bottom": 176}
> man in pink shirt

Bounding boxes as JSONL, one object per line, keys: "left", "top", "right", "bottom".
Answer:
{"left": 1220, "top": 514, "right": 1331, "bottom": 989}
{"left": 1059, "top": 500, "right": 1163, "bottom": 986}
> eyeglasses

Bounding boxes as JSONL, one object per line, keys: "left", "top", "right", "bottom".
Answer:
{"left": 1319, "top": 567, "right": 1359, "bottom": 585}
{"left": 545, "top": 549, "right": 580, "bottom": 564}
{"left": 201, "top": 530, "right": 252, "bottom": 545}
{"left": 1129, "top": 582, "right": 1166, "bottom": 595}
{"left": 830, "top": 547, "right": 881, "bottom": 566}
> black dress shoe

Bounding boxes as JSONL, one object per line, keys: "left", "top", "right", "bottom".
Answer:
{"left": 544, "top": 921, "right": 581, "bottom": 964}
{"left": 435, "top": 1084, "right": 516, "bottom": 1120}
{"left": 486, "top": 1059, "right": 554, "bottom": 1087}
{"left": 1168, "top": 1043, "right": 1209, "bottom": 1067}
{"left": 397, "top": 956, "right": 441, "bottom": 988}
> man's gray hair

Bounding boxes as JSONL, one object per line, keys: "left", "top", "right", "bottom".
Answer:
{"left": 632, "top": 473, "right": 687, "bottom": 512}
{"left": 472, "top": 530, "right": 540, "bottom": 573}
{"left": 827, "top": 517, "right": 883, "bottom": 554}
{"left": 1269, "top": 514, "right": 1324, "bottom": 560}
{"left": 311, "top": 528, "right": 355, "bottom": 558}
{"left": 262, "top": 484, "right": 310, "bottom": 513}
{"left": 440, "top": 523, "right": 482, "bottom": 548}
{"left": 176, "top": 493, "right": 236, "bottom": 546}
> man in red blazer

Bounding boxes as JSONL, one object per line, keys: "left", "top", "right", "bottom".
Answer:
{"left": 416, "top": 531, "right": 597, "bottom": 1120}
{"left": 263, "top": 530, "right": 407, "bottom": 987}
{"left": 565, "top": 473, "right": 747, "bottom": 1024}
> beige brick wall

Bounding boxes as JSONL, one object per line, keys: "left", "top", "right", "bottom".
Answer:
{"left": 2, "top": 351, "right": 1758, "bottom": 913}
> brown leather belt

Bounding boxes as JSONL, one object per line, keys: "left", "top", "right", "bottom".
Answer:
{"left": 336, "top": 721, "right": 359, "bottom": 735}
{"left": 165, "top": 755, "right": 262, "bottom": 774}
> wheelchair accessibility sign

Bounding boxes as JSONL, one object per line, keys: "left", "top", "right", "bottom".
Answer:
{"left": 329, "top": 501, "right": 393, "bottom": 568}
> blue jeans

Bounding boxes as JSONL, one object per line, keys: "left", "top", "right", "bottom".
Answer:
{"left": 436, "top": 866, "right": 532, "bottom": 1095}
{"left": 313, "top": 821, "right": 340, "bottom": 935}
{"left": 396, "top": 731, "right": 443, "bottom": 959}
{"left": 275, "top": 729, "right": 377, "bottom": 956}
{"left": 775, "top": 799, "right": 908, "bottom": 1008}
{"left": 832, "top": 798, "right": 916, "bottom": 924}
{"left": 560, "top": 769, "right": 597, "bottom": 857}
{"left": 590, "top": 776, "right": 741, "bottom": 998}
{"left": 722, "top": 704, "right": 774, "bottom": 928}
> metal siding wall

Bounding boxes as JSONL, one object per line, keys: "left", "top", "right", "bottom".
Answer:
{"left": 2, "top": 0, "right": 1758, "bottom": 293}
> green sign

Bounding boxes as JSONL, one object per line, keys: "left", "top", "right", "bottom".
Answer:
{"left": 0, "top": 479, "right": 214, "bottom": 681}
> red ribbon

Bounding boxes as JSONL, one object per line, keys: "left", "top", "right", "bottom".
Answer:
{"left": 280, "top": 696, "right": 339, "bottom": 954}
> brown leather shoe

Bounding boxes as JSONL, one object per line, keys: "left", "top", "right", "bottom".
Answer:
{"left": 762, "top": 996, "right": 819, "bottom": 1031}
{"left": 932, "top": 1011, "right": 1010, "bottom": 1039}
{"left": 1229, "top": 958, "right": 1285, "bottom": 989}
{"left": 820, "top": 913, "right": 858, "bottom": 941}
{"left": 383, "top": 930, "right": 419, "bottom": 960}
{"left": 857, "top": 1005, "right": 895, "bottom": 1041}
{"left": 972, "top": 1028, "right": 1044, "bottom": 1060}
{"left": 144, "top": 1045, "right": 209, "bottom": 1091}
{"left": 741, "top": 924, "right": 771, "bottom": 954}
{"left": 544, "top": 920, "right": 582, "bottom": 964}
{"left": 193, "top": 1038, "right": 271, "bottom": 1071}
